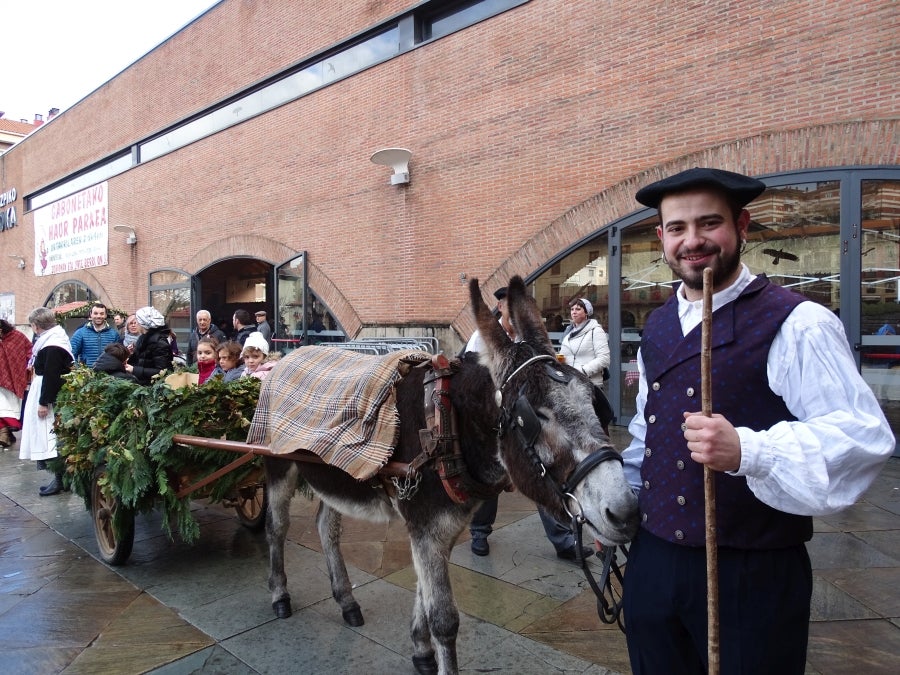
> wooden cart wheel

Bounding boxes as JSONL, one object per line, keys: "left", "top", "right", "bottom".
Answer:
{"left": 92, "top": 467, "right": 135, "bottom": 565}
{"left": 234, "top": 482, "right": 267, "bottom": 531}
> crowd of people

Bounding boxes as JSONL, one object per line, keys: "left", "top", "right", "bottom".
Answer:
{"left": 0, "top": 303, "right": 279, "bottom": 496}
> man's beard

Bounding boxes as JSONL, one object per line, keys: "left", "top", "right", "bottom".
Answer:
{"left": 669, "top": 245, "right": 741, "bottom": 292}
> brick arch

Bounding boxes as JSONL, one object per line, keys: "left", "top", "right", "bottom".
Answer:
{"left": 453, "top": 119, "right": 900, "bottom": 338}
{"left": 185, "top": 234, "right": 362, "bottom": 337}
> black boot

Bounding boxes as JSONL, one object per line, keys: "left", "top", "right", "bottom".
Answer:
{"left": 39, "top": 472, "right": 64, "bottom": 497}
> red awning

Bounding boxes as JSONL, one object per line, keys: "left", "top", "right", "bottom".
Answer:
{"left": 53, "top": 300, "right": 90, "bottom": 315}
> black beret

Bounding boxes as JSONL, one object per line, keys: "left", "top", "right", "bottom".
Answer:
{"left": 635, "top": 167, "right": 766, "bottom": 209}
{"left": 493, "top": 287, "right": 508, "bottom": 300}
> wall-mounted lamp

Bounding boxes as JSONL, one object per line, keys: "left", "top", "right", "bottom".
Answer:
{"left": 113, "top": 225, "right": 138, "bottom": 245}
{"left": 370, "top": 148, "right": 411, "bottom": 185}
{"left": 8, "top": 254, "right": 26, "bottom": 270}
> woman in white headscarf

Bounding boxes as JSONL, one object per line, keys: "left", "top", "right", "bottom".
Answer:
{"left": 125, "top": 307, "right": 173, "bottom": 385}
{"left": 20, "top": 307, "right": 74, "bottom": 496}
{"left": 559, "top": 297, "right": 610, "bottom": 388}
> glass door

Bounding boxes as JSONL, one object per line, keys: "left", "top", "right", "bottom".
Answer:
{"left": 857, "top": 179, "right": 900, "bottom": 449}
{"left": 275, "top": 252, "right": 308, "bottom": 353}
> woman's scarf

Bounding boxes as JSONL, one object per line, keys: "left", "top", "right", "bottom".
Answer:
{"left": 28, "top": 325, "right": 73, "bottom": 368}
{"left": 198, "top": 358, "right": 217, "bottom": 384}
{"left": 567, "top": 318, "right": 595, "bottom": 340}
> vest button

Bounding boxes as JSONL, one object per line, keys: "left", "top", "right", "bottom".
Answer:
{"left": 676, "top": 460, "right": 685, "bottom": 470}
{"left": 643, "top": 480, "right": 650, "bottom": 490}
{"left": 642, "top": 512, "right": 648, "bottom": 522}
{"left": 644, "top": 448, "right": 652, "bottom": 458}
{"left": 686, "top": 387, "right": 695, "bottom": 397}
{"left": 680, "top": 422, "right": 686, "bottom": 432}
{"left": 677, "top": 495, "right": 686, "bottom": 505}
{"left": 675, "top": 530, "right": 684, "bottom": 540}
{"left": 652, "top": 381, "right": 661, "bottom": 391}
{"left": 648, "top": 414, "right": 657, "bottom": 424}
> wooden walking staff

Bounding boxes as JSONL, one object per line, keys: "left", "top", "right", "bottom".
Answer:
{"left": 701, "top": 267, "right": 720, "bottom": 674}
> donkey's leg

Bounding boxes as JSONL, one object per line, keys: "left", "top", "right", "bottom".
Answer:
{"left": 265, "top": 458, "right": 297, "bottom": 619}
{"left": 316, "top": 500, "right": 364, "bottom": 627}
{"left": 408, "top": 521, "right": 467, "bottom": 675}
{"left": 410, "top": 580, "right": 437, "bottom": 674}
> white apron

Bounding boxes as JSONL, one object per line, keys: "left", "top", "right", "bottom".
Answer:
{"left": 18, "top": 375, "right": 58, "bottom": 461}
{"left": 0, "top": 386, "right": 21, "bottom": 420}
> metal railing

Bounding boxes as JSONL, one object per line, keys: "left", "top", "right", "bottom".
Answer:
{"left": 329, "top": 336, "right": 439, "bottom": 355}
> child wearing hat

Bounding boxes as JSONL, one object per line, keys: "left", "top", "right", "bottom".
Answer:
{"left": 240, "top": 332, "right": 276, "bottom": 380}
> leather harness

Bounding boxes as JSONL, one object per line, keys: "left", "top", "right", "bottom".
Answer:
{"left": 408, "top": 353, "right": 507, "bottom": 504}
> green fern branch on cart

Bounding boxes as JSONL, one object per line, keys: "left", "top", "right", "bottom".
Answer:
{"left": 55, "top": 366, "right": 262, "bottom": 543}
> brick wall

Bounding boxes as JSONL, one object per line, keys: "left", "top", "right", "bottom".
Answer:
{"left": 1, "top": 0, "right": 898, "bottom": 346}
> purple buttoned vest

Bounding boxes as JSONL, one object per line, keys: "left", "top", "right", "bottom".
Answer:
{"left": 639, "top": 275, "right": 813, "bottom": 549}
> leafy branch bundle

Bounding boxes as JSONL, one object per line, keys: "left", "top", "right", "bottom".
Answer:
{"left": 55, "top": 367, "right": 262, "bottom": 542}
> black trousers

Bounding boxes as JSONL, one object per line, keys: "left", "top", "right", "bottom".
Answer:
{"left": 623, "top": 529, "right": 812, "bottom": 675}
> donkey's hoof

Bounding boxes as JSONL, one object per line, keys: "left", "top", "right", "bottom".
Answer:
{"left": 412, "top": 653, "right": 438, "bottom": 675}
{"left": 342, "top": 604, "right": 365, "bottom": 627}
{"left": 272, "top": 596, "right": 293, "bottom": 619}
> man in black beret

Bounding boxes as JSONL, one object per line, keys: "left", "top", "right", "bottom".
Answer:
{"left": 621, "top": 168, "right": 893, "bottom": 673}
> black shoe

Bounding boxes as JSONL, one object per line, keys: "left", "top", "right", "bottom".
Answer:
{"left": 556, "top": 545, "right": 593, "bottom": 562}
{"left": 471, "top": 535, "right": 490, "bottom": 556}
{"left": 39, "top": 475, "right": 63, "bottom": 496}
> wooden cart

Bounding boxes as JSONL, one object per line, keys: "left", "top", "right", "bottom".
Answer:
{"left": 91, "top": 434, "right": 411, "bottom": 565}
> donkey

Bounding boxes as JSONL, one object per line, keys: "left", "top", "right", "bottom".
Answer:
{"left": 263, "top": 276, "right": 639, "bottom": 675}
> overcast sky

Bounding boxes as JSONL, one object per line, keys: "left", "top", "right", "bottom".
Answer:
{"left": 1, "top": 0, "right": 219, "bottom": 123}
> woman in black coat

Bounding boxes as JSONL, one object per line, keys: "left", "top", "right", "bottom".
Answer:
{"left": 125, "top": 307, "right": 174, "bottom": 385}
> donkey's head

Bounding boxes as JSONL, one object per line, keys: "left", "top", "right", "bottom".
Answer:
{"left": 470, "top": 276, "right": 638, "bottom": 545}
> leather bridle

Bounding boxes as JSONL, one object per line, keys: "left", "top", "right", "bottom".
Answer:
{"left": 496, "top": 350, "right": 628, "bottom": 630}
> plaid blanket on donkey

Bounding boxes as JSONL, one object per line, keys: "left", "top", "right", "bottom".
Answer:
{"left": 247, "top": 346, "right": 431, "bottom": 480}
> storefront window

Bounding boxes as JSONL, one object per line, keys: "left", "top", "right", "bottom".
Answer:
{"left": 275, "top": 252, "right": 343, "bottom": 352}
{"left": 529, "top": 174, "right": 889, "bottom": 427}
{"left": 44, "top": 281, "right": 98, "bottom": 334}
{"left": 531, "top": 232, "right": 610, "bottom": 349}
{"left": 45, "top": 280, "right": 96, "bottom": 308}
{"left": 618, "top": 217, "right": 673, "bottom": 417}
{"left": 149, "top": 269, "right": 191, "bottom": 350}
{"left": 744, "top": 180, "right": 841, "bottom": 308}
{"left": 857, "top": 180, "right": 900, "bottom": 435}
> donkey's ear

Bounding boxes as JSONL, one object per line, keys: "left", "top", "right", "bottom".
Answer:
{"left": 506, "top": 276, "right": 554, "bottom": 354}
{"left": 469, "top": 278, "right": 510, "bottom": 356}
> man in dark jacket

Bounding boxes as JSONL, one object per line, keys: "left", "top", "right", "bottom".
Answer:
{"left": 233, "top": 309, "right": 256, "bottom": 346}
{"left": 70, "top": 303, "right": 119, "bottom": 367}
{"left": 187, "top": 309, "right": 226, "bottom": 364}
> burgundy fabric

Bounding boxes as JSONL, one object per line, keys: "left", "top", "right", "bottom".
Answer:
{"left": 198, "top": 358, "right": 217, "bottom": 384}
{"left": 0, "top": 328, "right": 32, "bottom": 399}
